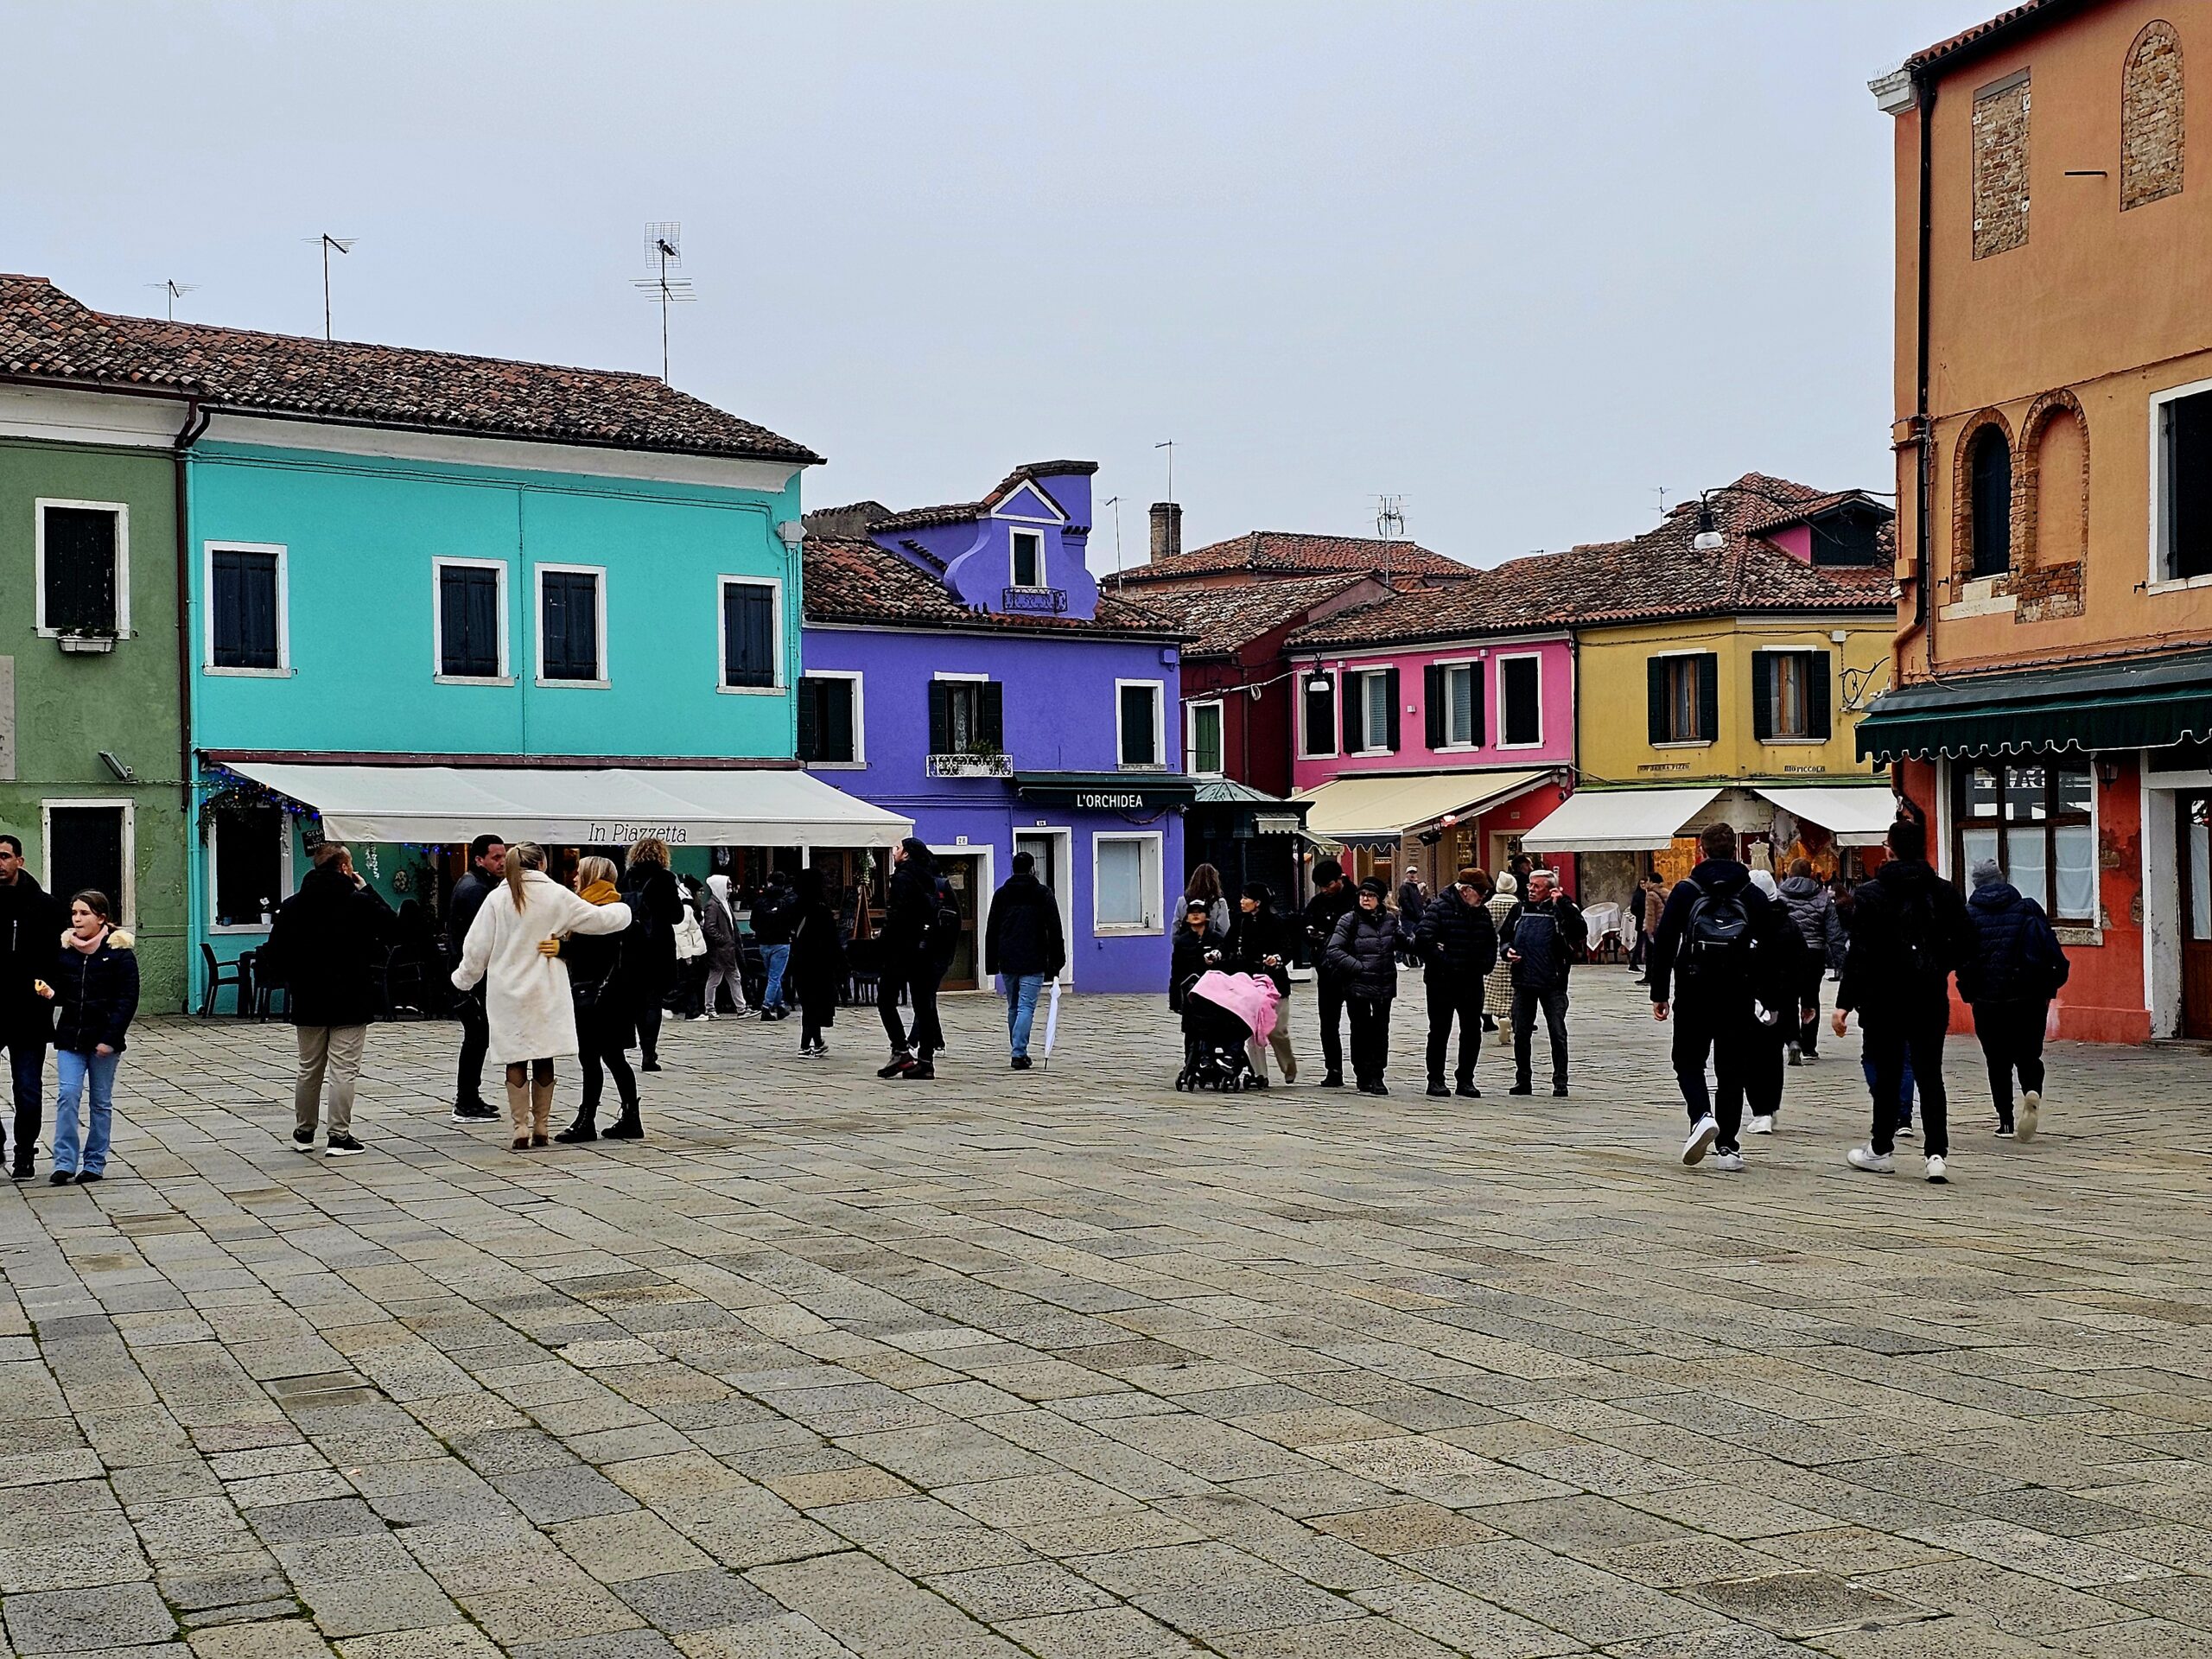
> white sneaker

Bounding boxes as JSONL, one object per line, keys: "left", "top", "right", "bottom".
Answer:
{"left": 2017, "top": 1090, "right": 2040, "bottom": 1142}
{"left": 1925, "top": 1154, "right": 1949, "bottom": 1184}
{"left": 1896, "top": 1123, "right": 1916, "bottom": 1139}
{"left": 1681, "top": 1116, "right": 1719, "bottom": 1166}
{"left": 690, "top": 1014, "right": 713, "bottom": 1023}
{"left": 1711, "top": 1150, "right": 1745, "bottom": 1173}
{"left": 1747, "top": 1115, "right": 1776, "bottom": 1135}
{"left": 1847, "top": 1147, "right": 1896, "bottom": 1173}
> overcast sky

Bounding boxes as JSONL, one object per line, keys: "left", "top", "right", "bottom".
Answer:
{"left": 3, "top": 0, "right": 2000, "bottom": 567}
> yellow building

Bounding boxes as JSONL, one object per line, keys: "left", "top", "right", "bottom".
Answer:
{"left": 1522, "top": 479, "right": 1900, "bottom": 907}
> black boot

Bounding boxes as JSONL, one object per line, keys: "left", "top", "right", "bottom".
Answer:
{"left": 602, "top": 1107, "right": 645, "bottom": 1140}
{"left": 553, "top": 1113, "right": 598, "bottom": 1144}
{"left": 1426, "top": 1077, "right": 1450, "bottom": 1098}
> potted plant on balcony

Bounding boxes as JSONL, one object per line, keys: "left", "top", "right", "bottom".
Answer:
{"left": 56, "top": 625, "right": 118, "bottom": 654}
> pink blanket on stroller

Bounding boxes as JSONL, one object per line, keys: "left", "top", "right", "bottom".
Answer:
{"left": 1191, "top": 970, "right": 1281, "bottom": 1046}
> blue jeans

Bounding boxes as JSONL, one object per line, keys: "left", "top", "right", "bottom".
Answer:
{"left": 53, "top": 1048, "right": 119, "bottom": 1176}
{"left": 1004, "top": 974, "right": 1046, "bottom": 1059}
{"left": 762, "top": 944, "right": 791, "bottom": 1011}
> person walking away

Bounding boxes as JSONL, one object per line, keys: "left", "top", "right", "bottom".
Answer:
{"left": 1502, "top": 868, "right": 1584, "bottom": 1097}
{"left": 1395, "top": 877, "right": 1427, "bottom": 969}
{"left": 1224, "top": 883, "right": 1297, "bottom": 1086}
{"left": 753, "top": 871, "right": 798, "bottom": 1020}
{"left": 35, "top": 890, "right": 137, "bottom": 1184}
{"left": 786, "top": 868, "right": 847, "bottom": 1058}
{"left": 1627, "top": 875, "right": 1650, "bottom": 981}
{"left": 553, "top": 856, "right": 647, "bottom": 1143}
{"left": 453, "top": 843, "right": 632, "bottom": 1151}
{"left": 1325, "top": 879, "right": 1408, "bottom": 1096}
{"left": 446, "top": 836, "right": 505, "bottom": 1123}
{"left": 696, "top": 874, "right": 743, "bottom": 1020}
{"left": 1959, "top": 858, "right": 2069, "bottom": 1141}
{"left": 1834, "top": 817, "right": 1974, "bottom": 1182}
{"left": 1184, "top": 863, "right": 1231, "bottom": 939}
{"left": 264, "top": 843, "right": 395, "bottom": 1159}
{"left": 1482, "top": 872, "right": 1519, "bottom": 1034}
{"left": 1743, "top": 868, "right": 1808, "bottom": 1136}
{"left": 1414, "top": 867, "right": 1497, "bottom": 1099}
{"left": 878, "top": 839, "right": 948, "bottom": 1080}
{"left": 1170, "top": 902, "right": 1223, "bottom": 1012}
{"left": 619, "top": 837, "right": 683, "bottom": 1071}
{"left": 0, "top": 834, "right": 60, "bottom": 1179}
{"left": 983, "top": 852, "right": 1065, "bottom": 1071}
{"left": 1649, "top": 824, "right": 1766, "bottom": 1168}
{"left": 1777, "top": 857, "right": 1846, "bottom": 1063}
{"left": 1301, "top": 859, "right": 1358, "bottom": 1085}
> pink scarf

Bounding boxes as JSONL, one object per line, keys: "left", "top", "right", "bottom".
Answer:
{"left": 63, "top": 925, "right": 107, "bottom": 956}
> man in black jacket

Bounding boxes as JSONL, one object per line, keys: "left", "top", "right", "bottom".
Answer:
{"left": 1225, "top": 882, "right": 1296, "bottom": 1085}
{"left": 447, "top": 835, "right": 505, "bottom": 1123}
{"left": 266, "top": 843, "right": 395, "bottom": 1158}
{"left": 1649, "top": 823, "right": 1782, "bottom": 1170}
{"left": 752, "top": 871, "right": 798, "bottom": 1019}
{"left": 0, "top": 835, "right": 60, "bottom": 1179}
{"left": 1414, "top": 867, "right": 1497, "bottom": 1099}
{"left": 1502, "top": 868, "right": 1585, "bottom": 1097}
{"left": 878, "top": 839, "right": 944, "bottom": 1080}
{"left": 1834, "top": 817, "right": 1974, "bottom": 1183}
{"left": 1300, "top": 858, "right": 1357, "bottom": 1087}
{"left": 1959, "top": 857, "right": 2069, "bottom": 1141}
{"left": 983, "top": 852, "right": 1065, "bottom": 1071}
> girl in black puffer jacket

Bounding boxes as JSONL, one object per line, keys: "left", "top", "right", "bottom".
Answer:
{"left": 1325, "top": 880, "right": 1413, "bottom": 1095}
{"left": 36, "top": 889, "right": 138, "bottom": 1185}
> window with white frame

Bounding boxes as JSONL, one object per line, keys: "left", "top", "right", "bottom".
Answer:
{"left": 37, "top": 500, "right": 128, "bottom": 638}
{"left": 1434, "top": 662, "right": 1479, "bottom": 747}
{"left": 798, "top": 672, "right": 862, "bottom": 766}
{"left": 1300, "top": 668, "right": 1338, "bottom": 758}
{"left": 207, "top": 543, "right": 287, "bottom": 672}
{"left": 1010, "top": 529, "right": 1045, "bottom": 589}
{"left": 929, "top": 675, "right": 1003, "bottom": 756}
{"left": 1187, "top": 699, "right": 1224, "bottom": 776}
{"left": 209, "top": 803, "right": 289, "bottom": 931}
{"left": 537, "top": 565, "right": 605, "bottom": 684}
{"left": 2157, "top": 381, "right": 2212, "bottom": 582}
{"left": 42, "top": 800, "right": 134, "bottom": 927}
{"left": 1094, "top": 831, "right": 1162, "bottom": 932}
{"left": 720, "top": 575, "right": 781, "bottom": 690}
{"left": 1341, "top": 666, "right": 1398, "bottom": 754}
{"left": 434, "top": 559, "right": 507, "bottom": 681}
{"left": 1954, "top": 759, "right": 2095, "bottom": 924}
{"left": 1117, "top": 680, "right": 1164, "bottom": 769}
{"left": 1499, "top": 655, "right": 1542, "bottom": 747}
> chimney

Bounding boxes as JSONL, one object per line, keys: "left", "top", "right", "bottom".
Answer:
{"left": 1148, "top": 500, "right": 1183, "bottom": 564}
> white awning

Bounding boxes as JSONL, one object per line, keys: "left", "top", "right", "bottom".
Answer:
{"left": 222, "top": 762, "right": 913, "bottom": 849}
{"left": 1294, "top": 769, "right": 1551, "bottom": 848}
{"left": 1754, "top": 785, "right": 1898, "bottom": 847}
{"left": 1519, "top": 786, "right": 1722, "bottom": 854}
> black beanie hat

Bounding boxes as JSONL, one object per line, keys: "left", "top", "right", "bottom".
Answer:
{"left": 1241, "top": 881, "right": 1270, "bottom": 903}
{"left": 1313, "top": 857, "right": 1344, "bottom": 885}
{"left": 1359, "top": 876, "right": 1389, "bottom": 897}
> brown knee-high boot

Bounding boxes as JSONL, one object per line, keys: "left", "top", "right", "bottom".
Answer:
{"left": 505, "top": 1068, "right": 531, "bottom": 1149}
{"left": 531, "top": 1071, "right": 555, "bottom": 1146}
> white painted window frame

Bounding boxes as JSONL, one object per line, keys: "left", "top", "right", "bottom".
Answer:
{"left": 202, "top": 540, "right": 291, "bottom": 677}
{"left": 1092, "top": 829, "right": 1164, "bottom": 936}
{"left": 716, "top": 573, "right": 785, "bottom": 695}
{"left": 34, "top": 498, "right": 130, "bottom": 639}
{"left": 1297, "top": 665, "right": 1338, "bottom": 760}
{"left": 1648, "top": 646, "right": 1717, "bottom": 749}
{"left": 1186, "top": 697, "right": 1226, "bottom": 777}
{"left": 1495, "top": 651, "right": 1545, "bottom": 751}
{"left": 1008, "top": 527, "right": 1047, "bottom": 592}
{"left": 40, "top": 798, "right": 136, "bottom": 928}
{"left": 1751, "top": 645, "right": 1826, "bottom": 745}
{"left": 1014, "top": 825, "right": 1075, "bottom": 987}
{"left": 206, "top": 803, "right": 295, "bottom": 936}
{"left": 1344, "top": 665, "right": 1393, "bottom": 751}
{"left": 430, "top": 556, "right": 512, "bottom": 685}
{"left": 800, "top": 669, "right": 866, "bottom": 768}
{"left": 2148, "top": 372, "right": 2212, "bottom": 592}
{"left": 1431, "top": 657, "right": 1481, "bottom": 751}
{"left": 1116, "top": 677, "right": 1166, "bottom": 772}
{"left": 534, "top": 562, "right": 609, "bottom": 689}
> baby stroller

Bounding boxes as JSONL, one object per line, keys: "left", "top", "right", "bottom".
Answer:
{"left": 1175, "top": 970, "right": 1281, "bottom": 1093}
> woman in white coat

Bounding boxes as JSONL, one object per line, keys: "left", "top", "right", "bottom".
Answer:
{"left": 452, "top": 843, "right": 632, "bottom": 1150}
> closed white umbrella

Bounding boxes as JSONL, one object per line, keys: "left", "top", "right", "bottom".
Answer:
{"left": 1041, "top": 977, "right": 1063, "bottom": 1067}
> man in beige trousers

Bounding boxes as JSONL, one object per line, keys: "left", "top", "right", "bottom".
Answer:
{"left": 263, "top": 843, "right": 393, "bottom": 1159}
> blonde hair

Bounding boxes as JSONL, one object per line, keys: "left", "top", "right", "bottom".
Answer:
{"left": 504, "top": 842, "right": 547, "bottom": 910}
{"left": 627, "top": 836, "right": 670, "bottom": 870}
{"left": 575, "top": 855, "right": 620, "bottom": 889}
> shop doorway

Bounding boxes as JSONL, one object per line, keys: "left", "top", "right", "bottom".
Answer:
{"left": 2178, "top": 796, "right": 2212, "bottom": 1038}
{"left": 1014, "top": 829, "right": 1073, "bottom": 986}
{"left": 932, "top": 849, "right": 986, "bottom": 991}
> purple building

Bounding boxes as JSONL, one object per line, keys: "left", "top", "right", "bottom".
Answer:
{"left": 800, "top": 462, "right": 1192, "bottom": 995}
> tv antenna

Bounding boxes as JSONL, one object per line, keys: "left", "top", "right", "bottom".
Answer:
{"left": 1103, "top": 495, "right": 1123, "bottom": 586}
{"left": 1154, "top": 439, "right": 1175, "bottom": 504}
{"left": 145, "top": 279, "right": 199, "bottom": 321}
{"left": 305, "top": 234, "right": 355, "bottom": 340}
{"left": 1375, "top": 494, "right": 1406, "bottom": 579}
{"left": 633, "top": 222, "right": 696, "bottom": 383}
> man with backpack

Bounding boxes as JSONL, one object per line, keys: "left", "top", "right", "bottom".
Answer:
{"left": 1834, "top": 817, "right": 1974, "bottom": 1183}
{"left": 1501, "top": 867, "right": 1585, "bottom": 1097}
{"left": 1959, "top": 857, "right": 2070, "bottom": 1141}
{"left": 1649, "top": 823, "right": 1777, "bottom": 1170}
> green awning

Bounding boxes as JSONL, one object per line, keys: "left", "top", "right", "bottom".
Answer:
{"left": 1857, "top": 650, "right": 2212, "bottom": 762}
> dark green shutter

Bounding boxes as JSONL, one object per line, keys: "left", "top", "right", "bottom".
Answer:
{"left": 1467, "top": 669, "right": 1484, "bottom": 747}
{"left": 1808, "top": 652, "right": 1833, "bottom": 741}
{"left": 1342, "top": 672, "right": 1364, "bottom": 754}
{"left": 797, "top": 677, "right": 820, "bottom": 761}
{"left": 1424, "top": 664, "right": 1446, "bottom": 749}
{"left": 928, "top": 680, "right": 950, "bottom": 754}
{"left": 979, "top": 680, "right": 1006, "bottom": 750}
{"left": 1382, "top": 667, "right": 1401, "bottom": 752}
{"left": 1647, "top": 658, "right": 1667, "bottom": 744}
{"left": 1751, "top": 653, "right": 1774, "bottom": 742}
{"left": 1696, "top": 653, "right": 1719, "bottom": 742}
{"left": 1305, "top": 672, "right": 1336, "bottom": 756}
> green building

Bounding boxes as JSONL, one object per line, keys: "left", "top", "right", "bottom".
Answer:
{"left": 0, "top": 385, "right": 189, "bottom": 1009}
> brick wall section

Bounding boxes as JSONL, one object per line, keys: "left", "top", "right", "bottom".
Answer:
{"left": 1974, "top": 73, "right": 2031, "bottom": 258}
{"left": 2122, "top": 21, "right": 2184, "bottom": 212}
{"left": 2016, "top": 390, "right": 2088, "bottom": 624}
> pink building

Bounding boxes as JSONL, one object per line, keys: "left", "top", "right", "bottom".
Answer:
{"left": 1286, "top": 588, "right": 1577, "bottom": 891}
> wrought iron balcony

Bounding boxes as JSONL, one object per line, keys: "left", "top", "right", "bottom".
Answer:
{"left": 925, "top": 751, "right": 1015, "bottom": 779}
{"left": 1001, "top": 586, "right": 1068, "bottom": 615}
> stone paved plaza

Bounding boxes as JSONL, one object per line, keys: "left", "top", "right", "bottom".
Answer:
{"left": 5, "top": 967, "right": 2212, "bottom": 1659}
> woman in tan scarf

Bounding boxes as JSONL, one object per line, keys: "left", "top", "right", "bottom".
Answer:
{"left": 554, "top": 857, "right": 646, "bottom": 1142}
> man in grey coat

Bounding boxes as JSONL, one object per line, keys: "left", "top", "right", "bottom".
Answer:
{"left": 1777, "top": 857, "right": 1846, "bottom": 1063}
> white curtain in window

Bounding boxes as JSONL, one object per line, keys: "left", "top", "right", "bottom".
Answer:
{"left": 1097, "top": 841, "right": 1143, "bottom": 927}
{"left": 2052, "top": 824, "right": 2094, "bottom": 920}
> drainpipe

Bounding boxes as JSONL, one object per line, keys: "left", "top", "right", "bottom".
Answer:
{"left": 173, "top": 397, "right": 207, "bottom": 1009}
{"left": 1896, "top": 71, "right": 1936, "bottom": 660}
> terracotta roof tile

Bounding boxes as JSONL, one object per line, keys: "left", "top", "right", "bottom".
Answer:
{"left": 1906, "top": 0, "right": 2069, "bottom": 72}
{"left": 0, "top": 273, "right": 821, "bottom": 465}
{"left": 1128, "top": 573, "right": 1379, "bottom": 656}
{"left": 1120, "top": 530, "right": 1471, "bottom": 584}
{"left": 801, "top": 535, "right": 1177, "bottom": 637}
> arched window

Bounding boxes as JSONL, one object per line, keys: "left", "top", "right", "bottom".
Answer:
{"left": 1969, "top": 427, "right": 2013, "bottom": 577}
{"left": 2123, "top": 21, "right": 2184, "bottom": 211}
{"left": 2030, "top": 404, "right": 2088, "bottom": 569}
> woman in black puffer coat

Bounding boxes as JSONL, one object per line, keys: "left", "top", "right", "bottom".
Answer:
{"left": 1325, "top": 879, "right": 1412, "bottom": 1096}
{"left": 37, "top": 889, "right": 139, "bottom": 1185}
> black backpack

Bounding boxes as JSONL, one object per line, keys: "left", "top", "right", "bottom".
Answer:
{"left": 927, "top": 878, "right": 963, "bottom": 957}
{"left": 1677, "top": 882, "right": 1753, "bottom": 988}
{"left": 1891, "top": 881, "right": 1940, "bottom": 979}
